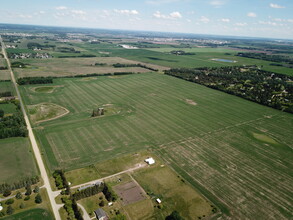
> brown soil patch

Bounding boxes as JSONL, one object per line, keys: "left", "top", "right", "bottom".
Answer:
{"left": 114, "top": 181, "right": 146, "bottom": 205}
{"left": 185, "top": 99, "right": 197, "bottom": 105}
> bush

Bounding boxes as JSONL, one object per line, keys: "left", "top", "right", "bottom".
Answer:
{"left": 166, "top": 211, "right": 185, "bottom": 220}
{"left": 16, "top": 191, "right": 22, "bottom": 199}
{"left": 34, "top": 186, "right": 40, "bottom": 193}
{"left": 35, "top": 193, "right": 42, "bottom": 204}
{"left": 25, "top": 185, "right": 32, "bottom": 195}
{"left": 24, "top": 195, "right": 30, "bottom": 201}
{"left": 3, "top": 189, "right": 11, "bottom": 197}
{"left": 6, "top": 205, "right": 14, "bottom": 215}
{"left": 20, "top": 203, "right": 25, "bottom": 209}
{"left": 5, "top": 198, "right": 14, "bottom": 205}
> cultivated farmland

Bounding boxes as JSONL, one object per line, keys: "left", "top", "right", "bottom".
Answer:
{"left": 0, "top": 137, "right": 38, "bottom": 184}
{"left": 19, "top": 72, "right": 293, "bottom": 219}
{"left": 12, "top": 57, "right": 168, "bottom": 78}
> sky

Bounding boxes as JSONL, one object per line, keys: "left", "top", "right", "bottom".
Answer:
{"left": 0, "top": 0, "right": 293, "bottom": 39}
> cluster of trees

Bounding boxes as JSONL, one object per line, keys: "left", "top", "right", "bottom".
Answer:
{"left": 236, "top": 52, "right": 293, "bottom": 64}
{"left": 11, "top": 61, "right": 27, "bottom": 68}
{"left": 0, "top": 111, "right": 27, "bottom": 139}
{"left": 52, "top": 170, "right": 70, "bottom": 194}
{"left": 62, "top": 197, "right": 83, "bottom": 220}
{"left": 0, "top": 91, "right": 13, "bottom": 98}
{"left": 94, "top": 62, "right": 107, "bottom": 66}
{"left": 102, "top": 183, "right": 118, "bottom": 202}
{"left": 166, "top": 211, "right": 185, "bottom": 220}
{"left": 56, "top": 47, "right": 80, "bottom": 53}
{"left": 17, "top": 77, "right": 53, "bottom": 85}
{"left": 58, "top": 54, "right": 96, "bottom": 58}
{"left": 0, "top": 176, "right": 39, "bottom": 194}
{"left": 27, "top": 42, "right": 55, "bottom": 50}
{"left": 0, "top": 66, "right": 8, "bottom": 70}
{"left": 72, "top": 183, "right": 104, "bottom": 201}
{"left": 113, "top": 63, "right": 158, "bottom": 72}
{"left": 170, "top": 50, "right": 196, "bottom": 56}
{"left": 165, "top": 66, "right": 293, "bottom": 113}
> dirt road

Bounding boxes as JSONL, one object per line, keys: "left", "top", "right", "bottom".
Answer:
{"left": 0, "top": 36, "right": 61, "bottom": 220}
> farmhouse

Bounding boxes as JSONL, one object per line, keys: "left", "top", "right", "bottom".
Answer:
{"left": 145, "top": 157, "right": 155, "bottom": 165}
{"left": 94, "top": 208, "right": 108, "bottom": 220}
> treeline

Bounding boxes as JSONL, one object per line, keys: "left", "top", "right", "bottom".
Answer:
{"left": 27, "top": 42, "right": 55, "bottom": 50}
{"left": 236, "top": 52, "right": 293, "bottom": 64}
{"left": 72, "top": 183, "right": 117, "bottom": 202}
{"left": 165, "top": 66, "right": 293, "bottom": 113}
{"left": 62, "top": 197, "right": 83, "bottom": 220}
{"left": 0, "top": 100, "right": 28, "bottom": 139}
{"left": 52, "top": 170, "right": 70, "bottom": 194}
{"left": 0, "top": 67, "right": 8, "bottom": 70}
{"left": 0, "top": 91, "right": 13, "bottom": 98}
{"left": 58, "top": 54, "right": 96, "bottom": 58}
{"left": 11, "top": 61, "right": 27, "bottom": 68}
{"left": 0, "top": 176, "right": 39, "bottom": 193}
{"left": 170, "top": 50, "right": 196, "bottom": 56}
{"left": 17, "top": 77, "right": 53, "bottom": 85}
{"left": 113, "top": 63, "right": 158, "bottom": 71}
{"left": 72, "top": 183, "right": 104, "bottom": 201}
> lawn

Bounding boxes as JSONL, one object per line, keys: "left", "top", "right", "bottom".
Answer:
{"left": 133, "top": 164, "right": 213, "bottom": 219}
{"left": 0, "top": 81, "right": 14, "bottom": 95}
{"left": 0, "top": 103, "right": 17, "bottom": 115}
{"left": 19, "top": 72, "right": 293, "bottom": 219}
{"left": 1, "top": 209, "right": 53, "bottom": 220}
{"left": 0, "top": 137, "right": 38, "bottom": 184}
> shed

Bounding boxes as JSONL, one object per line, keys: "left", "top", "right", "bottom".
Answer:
{"left": 156, "top": 198, "right": 162, "bottom": 204}
{"left": 145, "top": 157, "right": 155, "bottom": 165}
{"left": 94, "top": 208, "right": 108, "bottom": 220}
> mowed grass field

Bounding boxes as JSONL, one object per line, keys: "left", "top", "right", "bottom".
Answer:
{"left": 0, "top": 137, "right": 38, "bottom": 184}
{"left": 12, "top": 57, "right": 168, "bottom": 78}
{"left": 19, "top": 73, "right": 293, "bottom": 219}
{"left": 79, "top": 42, "right": 293, "bottom": 75}
{"left": 1, "top": 208, "right": 53, "bottom": 220}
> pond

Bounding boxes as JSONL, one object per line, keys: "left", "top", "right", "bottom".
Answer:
{"left": 212, "top": 58, "right": 237, "bottom": 63}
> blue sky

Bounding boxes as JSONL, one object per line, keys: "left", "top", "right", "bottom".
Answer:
{"left": 0, "top": 0, "right": 292, "bottom": 39}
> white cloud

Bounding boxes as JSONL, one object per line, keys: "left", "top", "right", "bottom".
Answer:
{"left": 153, "top": 11, "right": 182, "bottom": 19}
{"left": 56, "top": 6, "right": 67, "bottom": 10}
{"left": 170, "top": 11, "right": 182, "bottom": 19}
{"left": 270, "top": 3, "right": 285, "bottom": 9}
{"left": 235, "top": 22, "right": 247, "bottom": 26}
{"left": 220, "top": 18, "right": 230, "bottom": 23}
{"left": 210, "top": 0, "right": 225, "bottom": 7}
{"left": 71, "top": 10, "right": 86, "bottom": 15}
{"left": 199, "top": 16, "right": 210, "bottom": 23}
{"left": 247, "top": 12, "right": 257, "bottom": 18}
{"left": 114, "top": 9, "right": 139, "bottom": 15}
{"left": 146, "top": 0, "right": 181, "bottom": 5}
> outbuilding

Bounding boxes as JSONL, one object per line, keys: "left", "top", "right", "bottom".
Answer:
{"left": 145, "top": 157, "right": 155, "bottom": 165}
{"left": 94, "top": 208, "right": 108, "bottom": 220}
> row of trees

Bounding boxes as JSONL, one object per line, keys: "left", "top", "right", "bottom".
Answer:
{"left": 72, "top": 184, "right": 104, "bottom": 201}
{"left": 164, "top": 66, "right": 293, "bottom": 113}
{"left": 113, "top": 63, "right": 158, "bottom": 72}
{"left": 52, "top": 170, "right": 70, "bottom": 194}
{"left": 0, "top": 176, "right": 39, "bottom": 194}
{"left": 236, "top": 52, "right": 293, "bottom": 64}
{"left": 0, "top": 91, "right": 12, "bottom": 98}
{"left": 17, "top": 77, "right": 53, "bottom": 85}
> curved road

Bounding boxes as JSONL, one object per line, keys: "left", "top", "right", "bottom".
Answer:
{"left": 0, "top": 36, "right": 61, "bottom": 220}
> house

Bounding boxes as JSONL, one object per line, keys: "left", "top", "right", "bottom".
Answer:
{"left": 145, "top": 157, "right": 155, "bottom": 165}
{"left": 94, "top": 208, "right": 108, "bottom": 220}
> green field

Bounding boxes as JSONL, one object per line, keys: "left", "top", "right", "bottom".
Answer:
{"left": 19, "top": 72, "right": 293, "bottom": 219}
{"left": 0, "top": 81, "right": 14, "bottom": 95}
{"left": 1, "top": 208, "right": 53, "bottom": 220}
{"left": 79, "top": 43, "right": 293, "bottom": 75}
{"left": 0, "top": 103, "right": 17, "bottom": 115}
{"left": 0, "top": 137, "right": 38, "bottom": 184}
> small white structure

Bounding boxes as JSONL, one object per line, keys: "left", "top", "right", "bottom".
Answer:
{"left": 145, "top": 157, "right": 155, "bottom": 165}
{"left": 156, "top": 198, "right": 162, "bottom": 204}
{"left": 0, "top": 205, "right": 3, "bottom": 211}
{"left": 108, "top": 202, "right": 113, "bottom": 206}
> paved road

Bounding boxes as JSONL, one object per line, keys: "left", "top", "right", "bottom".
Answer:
{"left": 0, "top": 36, "right": 61, "bottom": 220}
{"left": 71, "top": 163, "right": 146, "bottom": 189}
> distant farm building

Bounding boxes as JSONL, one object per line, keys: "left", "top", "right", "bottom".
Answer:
{"left": 145, "top": 157, "right": 155, "bottom": 165}
{"left": 78, "top": 181, "right": 102, "bottom": 191}
{"left": 156, "top": 198, "right": 162, "bottom": 204}
{"left": 94, "top": 208, "right": 108, "bottom": 220}
{"left": 92, "top": 107, "right": 105, "bottom": 117}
